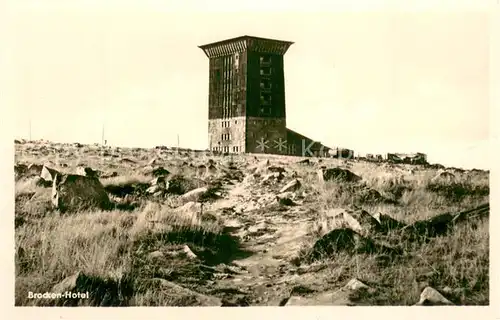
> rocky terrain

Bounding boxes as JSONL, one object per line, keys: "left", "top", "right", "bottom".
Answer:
{"left": 14, "top": 139, "right": 489, "bottom": 306}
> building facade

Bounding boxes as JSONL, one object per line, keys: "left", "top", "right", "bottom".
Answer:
{"left": 199, "top": 35, "right": 331, "bottom": 156}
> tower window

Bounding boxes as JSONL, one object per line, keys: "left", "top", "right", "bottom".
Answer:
{"left": 260, "top": 81, "right": 272, "bottom": 90}
{"left": 260, "top": 56, "right": 272, "bottom": 64}
{"left": 260, "top": 93, "right": 272, "bottom": 105}
{"left": 260, "top": 67, "right": 272, "bottom": 76}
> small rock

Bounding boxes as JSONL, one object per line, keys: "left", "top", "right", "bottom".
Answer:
{"left": 147, "top": 157, "right": 158, "bottom": 166}
{"left": 262, "top": 172, "right": 284, "bottom": 183}
{"left": 181, "top": 187, "right": 208, "bottom": 202}
{"left": 153, "top": 191, "right": 164, "bottom": 197}
{"left": 415, "top": 287, "right": 454, "bottom": 306}
{"left": 280, "top": 179, "right": 301, "bottom": 193}
{"left": 182, "top": 245, "right": 197, "bottom": 259}
{"left": 100, "top": 171, "right": 118, "bottom": 178}
{"left": 432, "top": 171, "right": 455, "bottom": 181}
{"left": 120, "top": 158, "right": 136, "bottom": 164}
{"left": 146, "top": 185, "right": 161, "bottom": 194}
{"left": 39, "top": 165, "right": 60, "bottom": 186}
{"left": 148, "top": 251, "right": 164, "bottom": 259}
{"left": 150, "top": 176, "right": 167, "bottom": 188}
{"left": 75, "top": 166, "right": 99, "bottom": 178}
{"left": 344, "top": 278, "right": 369, "bottom": 291}
{"left": 52, "top": 271, "right": 84, "bottom": 293}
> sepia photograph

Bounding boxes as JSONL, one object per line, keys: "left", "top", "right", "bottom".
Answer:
{"left": 5, "top": 0, "right": 497, "bottom": 315}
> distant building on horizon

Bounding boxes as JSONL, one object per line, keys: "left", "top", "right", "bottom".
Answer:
{"left": 199, "top": 35, "right": 331, "bottom": 157}
{"left": 386, "top": 152, "right": 428, "bottom": 165}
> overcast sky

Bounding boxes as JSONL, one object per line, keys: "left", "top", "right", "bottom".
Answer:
{"left": 6, "top": 0, "right": 492, "bottom": 169}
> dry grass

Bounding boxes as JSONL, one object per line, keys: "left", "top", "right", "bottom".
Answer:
{"left": 301, "top": 218, "right": 489, "bottom": 305}
{"left": 14, "top": 140, "right": 489, "bottom": 306}
{"left": 15, "top": 197, "right": 239, "bottom": 306}
{"left": 289, "top": 162, "right": 489, "bottom": 304}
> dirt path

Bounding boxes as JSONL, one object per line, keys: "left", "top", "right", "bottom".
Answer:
{"left": 204, "top": 176, "right": 321, "bottom": 305}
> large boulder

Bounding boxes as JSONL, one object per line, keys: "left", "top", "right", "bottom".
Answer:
{"left": 320, "top": 207, "right": 393, "bottom": 236}
{"left": 372, "top": 212, "right": 407, "bottom": 233}
{"left": 51, "top": 173, "right": 112, "bottom": 213}
{"left": 355, "top": 188, "right": 392, "bottom": 204}
{"left": 38, "top": 165, "right": 60, "bottom": 187}
{"left": 404, "top": 203, "right": 489, "bottom": 240}
{"left": 341, "top": 208, "right": 382, "bottom": 235}
{"left": 165, "top": 175, "right": 200, "bottom": 195}
{"left": 318, "top": 167, "right": 362, "bottom": 183}
{"left": 431, "top": 171, "right": 455, "bottom": 181}
{"left": 17, "top": 163, "right": 44, "bottom": 179}
{"left": 305, "top": 227, "right": 401, "bottom": 262}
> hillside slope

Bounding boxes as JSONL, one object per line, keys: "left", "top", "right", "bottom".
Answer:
{"left": 14, "top": 140, "right": 489, "bottom": 306}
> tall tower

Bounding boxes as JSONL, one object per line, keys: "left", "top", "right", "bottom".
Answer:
{"left": 199, "top": 35, "right": 294, "bottom": 154}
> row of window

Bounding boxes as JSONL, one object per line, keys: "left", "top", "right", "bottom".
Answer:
{"left": 222, "top": 120, "right": 238, "bottom": 128}
{"left": 214, "top": 55, "right": 270, "bottom": 66}
{"left": 212, "top": 144, "right": 295, "bottom": 155}
{"left": 212, "top": 146, "right": 240, "bottom": 153}
{"left": 214, "top": 66, "right": 271, "bottom": 79}
{"left": 212, "top": 77, "right": 274, "bottom": 91}
{"left": 218, "top": 118, "right": 281, "bottom": 133}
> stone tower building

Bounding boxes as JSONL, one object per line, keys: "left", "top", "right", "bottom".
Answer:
{"left": 199, "top": 35, "right": 331, "bottom": 157}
